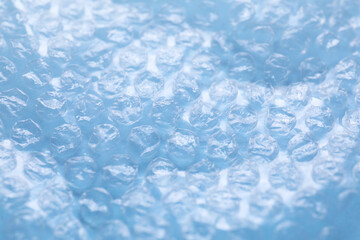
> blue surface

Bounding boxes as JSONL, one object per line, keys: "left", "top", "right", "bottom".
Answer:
{"left": 0, "top": 0, "right": 360, "bottom": 239}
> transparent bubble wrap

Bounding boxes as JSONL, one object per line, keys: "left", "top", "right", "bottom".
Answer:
{"left": 0, "top": 0, "right": 360, "bottom": 239}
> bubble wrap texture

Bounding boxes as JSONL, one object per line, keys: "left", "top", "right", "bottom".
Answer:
{"left": 0, "top": 0, "right": 360, "bottom": 239}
